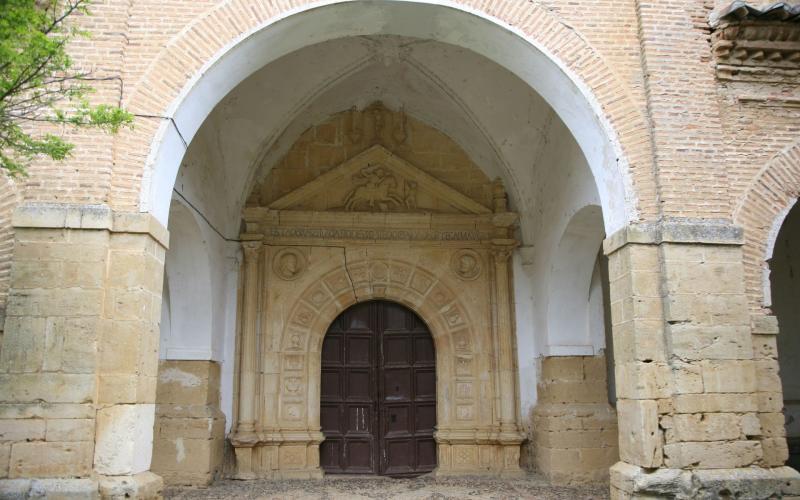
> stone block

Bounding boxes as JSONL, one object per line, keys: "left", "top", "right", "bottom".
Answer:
{"left": 104, "top": 288, "right": 153, "bottom": 322}
{"left": 0, "top": 403, "right": 94, "bottom": 420}
{"left": 535, "top": 429, "right": 618, "bottom": 449}
{"left": 0, "top": 374, "right": 95, "bottom": 404}
{"left": 98, "top": 320, "right": 144, "bottom": 375}
{"left": 692, "top": 466, "right": 800, "bottom": 498}
{"left": 758, "top": 412, "right": 786, "bottom": 438}
{"left": 45, "top": 419, "right": 94, "bottom": 442}
{"left": 751, "top": 315, "right": 780, "bottom": 335}
{"left": 673, "top": 393, "right": 759, "bottom": 414}
{"left": 700, "top": 360, "right": 757, "bottom": 393}
{"left": 611, "top": 319, "right": 666, "bottom": 363}
{"left": 9, "top": 442, "right": 93, "bottom": 478}
{"left": 663, "top": 441, "right": 761, "bottom": 469}
{"left": 0, "top": 443, "right": 9, "bottom": 478}
{"left": 670, "top": 361, "right": 703, "bottom": 394}
{"left": 156, "top": 361, "right": 219, "bottom": 406}
{"left": 754, "top": 359, "right": 782, "bottom": 393}
{"left": 668, "top": 324, "right": 752, "bottom": 361}
{"left": 0, "top": 420, "right": 45, "bottom": 442}
{"left": 94, "top": 404, "right": 155, "bottom": 476}
{"left": 757, "top": 392, "right": 784, "bottom": 413}
{"left": 615, "top": 362, "right": 671, "bottom": 399}
{"left": 6, "top": 289, "right": 104, "bottom": 318}
{"left": 98, "top": 471, "right": 162, "bottom": 499}
{"left": 0, "top": 317, "right": 46, "bottom": 373}
{"left": 537, "top": 380, "right": 608, "bottom": 404}
{"left": 43, "top": 317, "right": 98, "bottom": 374}
{"left": 62, "top": 261, "right": 105, "bottom": 288}
{"left": 617, "top": 399, "right": 662, "bottom": 467}
{"left": 667, "top": 413, "right": 741, "bottom": 442}
{"left": 97, "top": 374, "right": 153, "bottom": 404}
{"left": 741, "top": 413, "right": 762, "bottom": 437}
{"left": 539, "top": 357, "right": 584, "bottom": 382}
{"left": 761, "top": 438, "right": 790, "bottom": 466}
{"left": 630, "top": 270, "right": 661, "bottom": 297}
{"left": 752, "top": 335, "right": 778, "bottom": 359}
{"left": 610, "top": 461, "right": 693, "bottom": 498}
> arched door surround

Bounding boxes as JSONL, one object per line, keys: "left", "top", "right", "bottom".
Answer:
{"left": 229, "top": 148, "right": 523, "bottom": 478}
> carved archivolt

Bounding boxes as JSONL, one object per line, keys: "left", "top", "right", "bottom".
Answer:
{"left": 276, "top": 258, "right": 480, "bottom": 430}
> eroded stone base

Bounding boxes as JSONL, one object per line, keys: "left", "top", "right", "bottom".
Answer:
{"left": 231, "top": 435, "right": 324, "bottom": 479}
{"left": 531, "top": 356, "right": 619, "bottom": 485}
{"left": 610, "top": 462, "right": 800, "bottom": 499}
{"left": 0, "top": 472, "right": 163, "bottom": 499}
{"left": 151, "top": 361, "right": 225, "bottom": 486}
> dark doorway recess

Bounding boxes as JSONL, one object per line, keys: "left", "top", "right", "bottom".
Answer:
{"left": 320, "top": 300, "right": 437, "bottom": 476}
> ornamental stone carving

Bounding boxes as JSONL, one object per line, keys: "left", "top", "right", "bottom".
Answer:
{"left": 273, "top": 248, "right": 305, "bottom": 280}
{"left": 451, "top": 249, "right": 482, "bottom": 280}
{"left": 232, "top": 144, "right": 523, "bottom": 479}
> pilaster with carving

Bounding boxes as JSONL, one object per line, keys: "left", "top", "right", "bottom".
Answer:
{"left": 232, "top": 241, "right": 263, "bottom": 478}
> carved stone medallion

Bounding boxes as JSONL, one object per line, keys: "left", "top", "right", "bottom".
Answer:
{"left": 451, "top": 249, "right": 481, "bottom": 281}
{"left": 273, "top": 248, "right": 305, "bottom": 281}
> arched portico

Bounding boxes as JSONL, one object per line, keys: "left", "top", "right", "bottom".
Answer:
{"left": 128, "top": 0, "right": 646, "bottom": 234}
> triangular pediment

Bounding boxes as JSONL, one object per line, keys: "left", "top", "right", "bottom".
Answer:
{"left": 268, "top": 145, "right": 492, "bottom": 215}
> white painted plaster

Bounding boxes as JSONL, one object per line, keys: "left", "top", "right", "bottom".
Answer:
{"left": 514, "top": 251, "right": 537, "bottom": 414}
{"left": 161, "top": 201, "right": 214, "bottom": 360}
{"left": 142, "top": 0, "right": 636, "bottom": 233}
{"left": 546, "top": 205, "right": 606, "bottom": 354}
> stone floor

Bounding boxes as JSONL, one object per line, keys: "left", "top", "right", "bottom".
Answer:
{"left": 164, "top": 474, "right": 610, "bottom": 499}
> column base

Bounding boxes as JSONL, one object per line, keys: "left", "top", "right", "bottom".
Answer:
{"left": 0, "top": 472, "right": 163, "bottom": 499}
{"left": 610, "top": 462, "right": 800, "bottom": 499}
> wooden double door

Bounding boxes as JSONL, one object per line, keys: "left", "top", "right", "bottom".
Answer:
{"left": 320, "top": 300, "right": 437, "bottom": 476}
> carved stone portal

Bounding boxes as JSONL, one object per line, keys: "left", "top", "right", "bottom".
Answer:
{"left": 231, "top": 142, "right": 524, "bottom": 478}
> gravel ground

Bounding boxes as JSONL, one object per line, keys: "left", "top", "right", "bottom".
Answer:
{"left": 164, "top": 474, "right": 610, "bottom": 499}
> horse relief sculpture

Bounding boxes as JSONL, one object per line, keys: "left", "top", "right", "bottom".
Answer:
{"left": 342, "top": 164, "right": 417, "bottom": 212}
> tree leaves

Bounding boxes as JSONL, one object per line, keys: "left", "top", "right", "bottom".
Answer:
{"left": 0, "top": 0, "right": 133, "bottom": 175}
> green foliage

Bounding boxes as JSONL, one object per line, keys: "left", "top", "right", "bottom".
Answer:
{"left": 0, "top": 0, "right": 133, "bottom": 176}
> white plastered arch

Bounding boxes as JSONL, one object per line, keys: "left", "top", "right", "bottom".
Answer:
{"left": 140, "top": 0, "right": 637, "bottom": 235}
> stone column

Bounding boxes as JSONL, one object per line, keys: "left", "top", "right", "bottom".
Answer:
{"left": 0, "top": 204, "right": 165, "bottom": 498}
{"left": 606, "top": 221, "right": 799, "bottom": 499}
{"left": 492, "top": 242, "right": 517, "bottom": 432}
{"left": 491, "top": 240, "right": 524, "bottom": 475}
{"left": 231, "top": 242, "right": 262, "bottom": 478}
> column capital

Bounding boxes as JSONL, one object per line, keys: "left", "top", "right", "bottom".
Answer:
{"left": 491, "top": 239, "right": 518, "bottom": 262}
{"left": 242, "top": 241, "right": 262, "bottom": 259}
{"left": 603, "top": 218, "right": 743, "bottom": 255}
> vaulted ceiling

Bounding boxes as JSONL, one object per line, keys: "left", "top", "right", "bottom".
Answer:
{"left": 176, "top": 35, "right": 596, "bottom": 244}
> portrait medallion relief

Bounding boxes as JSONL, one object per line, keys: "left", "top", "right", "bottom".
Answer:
{"left": 273, "top": 248, "right": 306, "bottom": 281}
{"left": 450, "top": 249, "right": 481, "bottom": 281}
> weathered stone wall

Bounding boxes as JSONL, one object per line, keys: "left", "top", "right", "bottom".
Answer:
{"left": 151, "top": 360, "right": 225, "bottom": 486}
{"left": 0, "top": 206, "right": 166, "bottom": 498}
{"left": 606, "top": 222, "right": 798, "bottom": 498}
{"left": 530, "top": 356, "right": 619, "bottom": 484}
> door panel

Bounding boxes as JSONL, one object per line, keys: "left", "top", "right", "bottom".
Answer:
{"left": 320, "top": 300, "right": 436, "bottom": 476}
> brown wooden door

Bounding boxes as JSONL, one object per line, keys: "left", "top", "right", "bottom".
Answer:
{"left": 320, "top": 301, "right": 437, "bottom": 476}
